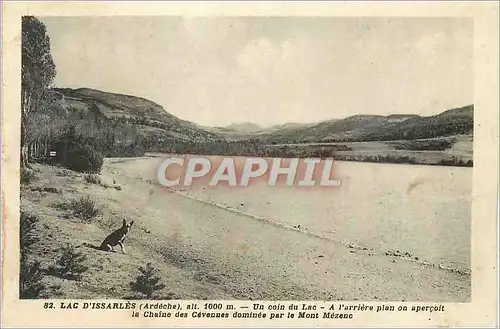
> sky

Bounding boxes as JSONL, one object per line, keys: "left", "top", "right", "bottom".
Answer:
{"left": 41, "top": 16, "right": 473, "bottom": 127}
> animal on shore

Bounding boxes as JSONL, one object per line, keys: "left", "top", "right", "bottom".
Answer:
{"left": 99, "top": 219, "right": 134, "bottom": 253}
{"left": 80, "top": 219, "right": 134, "bottom": 254}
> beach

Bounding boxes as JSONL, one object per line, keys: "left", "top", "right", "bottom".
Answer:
{"left": 21, "top": 157, "right": 471, "bottom": 301}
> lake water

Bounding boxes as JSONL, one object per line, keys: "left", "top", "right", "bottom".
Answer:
{"left": 108, "top": 156, "right": 472, "bottom": 272}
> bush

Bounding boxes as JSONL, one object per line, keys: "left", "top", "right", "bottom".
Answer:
{"left": 19, "top": 211, "right": 45, "bottom": 299}
{"left": 65, "top": 144, "right": 103, "bottom": 174}
{"left": 20, "top": 258, "right": 45, "bottom": 299}
{"left": 130, "top": 263, "right": 166, "bottom": 299}
{"left": 50, "top": 126, "right": 104, "bottom": 173}
{"left": 20, "top": 211, "right": 39, "bottom": 256}
{"left": 70, "top": 196, "right": 100, "bottom": 222}
{"left": 84, "top": 173, "right": 101, "bottom": 185}
{"left": 20, "top": 167, "right": 37, "bottom": 185}
{"left": 51, "top": 244, "right": 88, "bottom": 280}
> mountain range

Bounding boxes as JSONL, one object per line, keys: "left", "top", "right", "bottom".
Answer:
{"left": 51, "top": 87, "right": 473, "bottom": 147}
{"left": 256, "top": 106, "right": 473, "bottom": 144}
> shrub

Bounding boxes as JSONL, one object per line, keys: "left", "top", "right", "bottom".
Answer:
{"left": 51, "top": 244, "right": 89, "bottom": 280}
{"left": 20, "top": 211, "right": 40, "bottom": 257}
{"left": 70, "top": 196, "right": 100, "bottom": 222}
{"left": 19, "top": 257, "right": 45, "bottom": 299}
{"left": 130, "top": 263, "right": 166, "bottom": 299}
{"left": 50, "top": 126, "right": 103, "bottom": 173}
{"left": 65, "top": 144, "right": 103, "bottom": 174}
{"left": 20, "top": 167, "right": 37, "bottom": 185}
{"left": 84, "top": 173, "right": 101, "bottom": 185}
{"left": 19, "top": 211, "right": 45, "bottom": 299}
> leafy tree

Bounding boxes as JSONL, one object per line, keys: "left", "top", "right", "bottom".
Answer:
{"left": 50, "top": 126, "right": 104, "bottom": 173}
{"left": 21, "top": 16, "right": 56, "bottom": 167}
{"left": 24, "top": 93, "right": 69, "bottom": 162}
{"left": 65, "top": 143, "right": 104, "bottom": 173}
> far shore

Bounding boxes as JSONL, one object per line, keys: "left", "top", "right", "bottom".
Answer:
{"left": 140, "top": 134, "right": 473, "bottom": 167}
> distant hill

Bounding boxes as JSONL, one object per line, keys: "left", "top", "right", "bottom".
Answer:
{"left": 225, "top": 122, "right": 262, "bottom": 133}
{"left": 201, "top": 122, "right": 263, "bottom": 140}
{"left": 256, "top": 105, "right": 473, "bottom": 144}
{"left": 357, "top": 105, "right": 473, "bottom": 142}
{"left": 46, "top": 87, "right": 473, "bottom": 160}
{"left": 51, "top": 88, "right": 220, "bottom": 146}
{"left": 201, "top": 122, "right": 316, "bottom": 141}
{"left": 265, "top": 122, "right": 316, "bottom": 133}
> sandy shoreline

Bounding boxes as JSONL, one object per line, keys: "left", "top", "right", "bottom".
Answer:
{"left": 103, "top": 158, "right": 470, "bottom": 301}
{"left": 107, "top": 156, "right": 471, "bottom": 272}
{"left": 20, "top": 159, "right": 470, "bottom": 301}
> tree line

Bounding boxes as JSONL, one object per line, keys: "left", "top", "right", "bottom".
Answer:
{"left": 21, "top": 15, "right": 146, "bottom": 172}
{"left": 21, "top": 16, "right": 56, "bottom": 167}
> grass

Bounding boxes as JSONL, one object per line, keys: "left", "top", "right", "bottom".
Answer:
{"left": 84, "top": 173, "right": 101, "bottom": 185}
{"left": 83, "top": 172, "right": 123, "bottom": 190}
{"left": 71, "top": 196, "right": 101, "bottom": 222}
{"left": 55, "top": 169, "right": 74, "bottom": 177}
{"left": 52, "top": 196, "right": 101, "bottom": 222}
{"left": 20, "top": 163, "right": 227, "bottom": 300}
{"left": 98, "top": 216, "right": 117, "bottom": 229}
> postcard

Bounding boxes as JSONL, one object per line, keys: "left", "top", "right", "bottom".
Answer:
{"left": 1, "top": 1, "right": 498, "bottom": 327}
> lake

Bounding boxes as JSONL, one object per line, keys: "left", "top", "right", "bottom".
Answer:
{"left": 107, "top": 156, "right": 472, "bottom": 272}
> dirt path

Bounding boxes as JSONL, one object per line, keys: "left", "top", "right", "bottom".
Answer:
{"left": 21, "top": 162, "right": 470, "bottom": 301}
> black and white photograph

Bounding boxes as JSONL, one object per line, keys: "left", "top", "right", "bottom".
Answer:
{"left": 15, "top": 15, "right": 477, "bottom": 304}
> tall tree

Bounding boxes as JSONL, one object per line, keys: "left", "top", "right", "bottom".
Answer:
{"left": 21, "top": 16, "right": 56, "bottom": 166}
